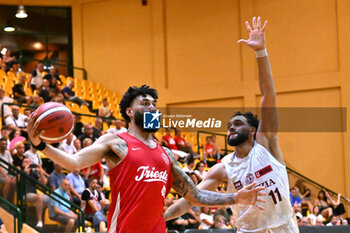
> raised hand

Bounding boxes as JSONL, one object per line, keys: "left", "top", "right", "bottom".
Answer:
{"left": 238, "top": 16, "right": 267, "bottom": 51}
{"left": 235, "top": 182, "right": 266, "bottom": 210}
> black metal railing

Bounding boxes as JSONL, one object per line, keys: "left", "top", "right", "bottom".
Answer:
{"left": 0, "top": 157, "right": 85, "bottom": 232}
{"left": 19, "top": 56, "right": 87, "bottom": 80}
{"left": 0, "top": 196, "right": 22, "bottom": 233}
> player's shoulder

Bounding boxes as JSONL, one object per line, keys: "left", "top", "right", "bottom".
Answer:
{"left": 162, "top": 146, "right": 178, "bottom": 165}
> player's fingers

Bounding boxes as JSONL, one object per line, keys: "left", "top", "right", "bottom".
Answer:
{"left": 237, "top": 39, "right": 248, "bottom": 44}
{"left": 252, "top": 16, "right": 257, "bottom": 29}
{"left": 255, "top": 204, "right": 264, "bottom": 210}
{"left": 257, "top": 16, "right": 261, "bottom": 29}
{"left": 254, "top": 186, "right": 266, "bottom": 192}
{"left": 261, "top": 20, "right": 268, "bottom": 32}
{"left": 257, "top": 191, "right": 267, "bottom": 196}
{"left": 245, "top": 181, "right": 257, "bottom": 190}
{"left": 27, "top": 113, "right": 35, "bottom": 129}
{"left": 245, "top": 21, "right": 252, "bottom": 32}
{"left": 256, "top": 198, "right": 266, "bottom": 203}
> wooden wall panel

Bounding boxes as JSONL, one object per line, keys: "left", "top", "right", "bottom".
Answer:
{"left": 252, "top": 0, "right": 339, "bottom": 77}
{"left": 165, "top": 0, "right": 242, "bottom": 90}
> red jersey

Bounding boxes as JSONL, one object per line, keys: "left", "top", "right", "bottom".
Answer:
{"left": 162, "top": 135, "right": 178, "bottom": 150}
{"left": 107, "top": 133, "right": 173, "bottom": 233}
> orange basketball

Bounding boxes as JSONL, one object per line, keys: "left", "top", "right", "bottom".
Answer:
{"left": 32, "top": 102, "right": 74, "bottom": 143}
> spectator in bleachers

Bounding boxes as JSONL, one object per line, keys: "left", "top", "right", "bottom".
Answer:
{"left": 326, "top": 215, "right": 339, "bottom": 226}
{"left": 107, "top": 119, "right": 127, "bottom": 135}
{"left": 199, "top": 206, "right": 214, "bottom": 229}
{"left": 52, "top": 95, "right": 65, "bottom": 105}
{"left": 162, "top": 128, "right": 178, "bottom": 150}
{"left": 49, "top": 178, "right": 77, "bottom": 232}
{"left": 0, "top": 88, "right": 13, "bottom": 119}
{"left": 2, "top": 49, "right": 15, "bottom": 68}
{"left": 59, "top": 133, "right": 76, "bottom": 155}
{"left": 203, "top": 136, "right": 215, "bottom": 164}
{"left": 210, "top": 135, "right": 222, "bottom": 160}
{"left": 66, "top": 169, "right": 85, "bottom": 206}
{"left": 0, "top": 127, "right": 10, "bottom": 149}
{"left": 290, "top": 187, "right": 302, "bottom": 206}
{"left": 307, "top": 206, "right": 323, "bottom": 226}
{"left": 82, "top": 159, "right": 104, "bottom": 186}
{"left": 38, "top": 79, "right": 51, "bottom": 103}
{"left": 12, "top": 142, "right": 26, "bottom": 170}
{"left": 342, "top": 218, "right": 348, "bottom": 225}
{"left": 73, "top": 115, "right": 84, "bottom": 137}
{"left": 182, "top": 156, "right": 195, "bottom": 173}
{"left": 5, "top": 105, "right": 27, "bottom": 139}
{"left": 80, "top": 138, "right": 104, "bottom": 185}
{"left": 314, "top": 190, "right": 333, "bottom": 219}
{"left": 325, "top": 191, "right": 344, "bottom": 217}
{"left": 73, "top": 138, "right": 81, "bottom": 152}
{"left": 81, "top": 177, "right": 102, "bottom": 222}
{"left": 12, "top": 75, "right": 31, "bottom": 105}
{"left": 49, "top": 163, "right": 66, "bottom": 190}
{"left": 194, "top": 161, "right": 207, "bottom": 182}
{"left": 298, "top": 216, "right": 309, "bottom": 226}
{"left": 43, "top": 66, "right": 61, "bottom": 92}
{"left": 62, "top": 80, "right": 88, "bottom": 106}
{"left": 28, "top": 63, "right": 44, "bottom": 91}
{"left": 30, "top": 94, "right": 42, "bottom": 108}
{"left": 22, "top": 157, "right": 49, "bottom": 228}
{"left": 294, "top": 179, "right": 313, "bottom": 215}
{"left": 24, "top": 144, "right": 42, "bottom": 166}
{"left": 316, "top": 215, "right": 325, "bottom": 226}
{"left": 0, "top": 138, "right": 15, "bottom": 202}
{"left": 78, "top": 124, "right": 98, "bottom": 144}
{"left": 23, "top": 108, "right": 32, "bottom": 118}
{"left": 174, "top": 128, "right": 198, "bottom": 159}
{"left": 0, "top": 216, "right": 8, "bottom": 233}
{"left": 92, "top": 117, "right": 103, "bottom": 138}
{"left": 98, "top": 98, "right": 112, "bottom": 119}
{"left": 93, "top": 205, "right": 109, "bottom": 232}
{"left": 210, "top": 214, "right": 229, "bottom": 229}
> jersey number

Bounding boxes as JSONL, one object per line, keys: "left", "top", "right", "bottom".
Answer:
{"left": 268, "top": 188, "right": 282, "bottom": 205}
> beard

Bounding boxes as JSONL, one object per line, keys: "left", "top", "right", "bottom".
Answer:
{"left": 227, "top": 131, "right": 249, "bottom": 146}
{"left": 134, "top": 111, "right": 159, "bottom": 133}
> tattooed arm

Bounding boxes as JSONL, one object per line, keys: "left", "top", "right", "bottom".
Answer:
{"left": 33, "top": 133, "right": 125, "bottom": 171}
{"left": 165, "top": 147, "right": 264, "bottom": 208}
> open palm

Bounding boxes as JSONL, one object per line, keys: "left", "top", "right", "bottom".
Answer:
{"left": 238, "top": 16, "right": 267, "bottom": 51}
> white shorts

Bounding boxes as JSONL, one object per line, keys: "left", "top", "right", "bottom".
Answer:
{"left": 238, "top": 218, "right": 299, "bottom": 233}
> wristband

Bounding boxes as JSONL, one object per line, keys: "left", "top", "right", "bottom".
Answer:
{"left": 32, "top": 142, "right": 47, "bottom": 151}
{"left": 255, "top": 48, "right": 268, "bottom": 58}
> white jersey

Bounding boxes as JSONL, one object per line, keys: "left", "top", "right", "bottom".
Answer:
{"left": 222, "top": 142, "right": 298, "bottom": 233}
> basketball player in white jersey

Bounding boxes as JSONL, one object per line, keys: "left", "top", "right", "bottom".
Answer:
{"left": 164, "top": 17, "right": 299, "bottom": 233}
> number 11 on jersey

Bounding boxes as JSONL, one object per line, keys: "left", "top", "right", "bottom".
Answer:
{"left": 268, "top": 187, "right": 282, "bottom": 205}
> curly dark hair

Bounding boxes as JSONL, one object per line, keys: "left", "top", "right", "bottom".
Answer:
{"left": 119, "top": 85, "right": 158, "bottom": 122}
{"left": 232, "top": 111, "right": 260, "bottom": 139}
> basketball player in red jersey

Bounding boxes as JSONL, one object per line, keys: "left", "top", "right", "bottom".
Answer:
{"left": 27, "top": 85, "right": 265, "bottom": 233}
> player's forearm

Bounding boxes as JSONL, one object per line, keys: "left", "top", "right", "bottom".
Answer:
{"left": 257, "top": 55, "right": 276, "bottom": 98}
{"left": 192, "top": 189, "right": 237, "bottom": 207}
{"left": 42, "top": 146, "right": 82, "bottom": 171}
{"left": 164, "top": 198, "right": 192, "bottom": 221}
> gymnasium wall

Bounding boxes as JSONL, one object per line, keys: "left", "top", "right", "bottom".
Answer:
{"left": 73, "top": 0, "right": 350, "bottom": 201}
{"left": 0, "top": 0, "right": 349, "bottom": 200}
